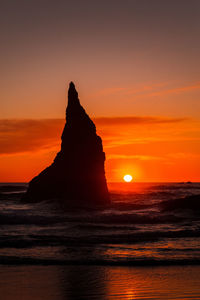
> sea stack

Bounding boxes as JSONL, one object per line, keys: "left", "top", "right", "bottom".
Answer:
{"left": 23, "top": 82, "right": 110, "bottom": 207}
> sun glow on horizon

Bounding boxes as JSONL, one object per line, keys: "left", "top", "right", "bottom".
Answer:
{"left": 123, "top": 174, "right": 133, "bottom": 182}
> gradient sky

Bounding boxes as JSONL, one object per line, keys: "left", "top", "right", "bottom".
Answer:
{"left": 0, "top": 0, "right": 200, "bottom": 182}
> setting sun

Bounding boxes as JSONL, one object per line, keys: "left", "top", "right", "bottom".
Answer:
{"left": 123, "top": 174, "right": 133, "bottom": 182}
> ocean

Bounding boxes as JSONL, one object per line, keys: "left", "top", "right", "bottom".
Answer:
{"left": 0, "top": 182, "right": 200, "bottom": 299}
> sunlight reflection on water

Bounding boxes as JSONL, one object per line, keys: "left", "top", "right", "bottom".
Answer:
{"left": 0, "top": 265, "right": 200, "bottom": 300}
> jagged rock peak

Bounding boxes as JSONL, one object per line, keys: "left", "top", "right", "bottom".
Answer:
{"left": 23, "top": 81, "right": 110, "bottom": 208}
{"left": 69, "top": 81, "right": 75, "bottom": 88}
{"left": 65, "top": 82, "right": 96, "bottom": 136}
{"left": 68, "top": 81, "right": 80, "bottom": 107}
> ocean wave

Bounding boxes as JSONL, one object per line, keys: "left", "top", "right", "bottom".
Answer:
{"left": 0, "top": 192, "right": 25, "bottom": 201}
{"left": 160, "top": 194, "right": 200, "bottom": 212}
{"left": 0, "top": 212, "right": 66, "bottom": 225}
{"left": 1, "top": 183, "right": 200, "bottom": 266}
{"left": 0, "top": 184, "right": 27, "bottom": 192}
{"left": 149, "top": 183, "right": 200, "bottom": 190}
{"left": 0, "top": 255, "right": 200, "bottom": 266}
{"left": 0, "top": 229, "right": 199, "bottom": 248}
{"left": 0, "top": 210, "right": 186, "bottom": 225}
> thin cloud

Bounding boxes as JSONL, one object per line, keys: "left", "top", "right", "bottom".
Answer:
{"left": 94, "top": 116, "right": 187, "bottom": 125}
{"left": 0, "top": 116, "right": 188, "bottom": 155}
{"left": 94, "top": 82, "right": 170, "bottom": 97}
{"left": 148, "top": 82, "right": 200, "bottom": 97}
{"left": 107, "top": 154, "right": 163, "bottom": 161}
{"left": 0, "top": 119, "right": 64, "bottom": 155}
{"left": 95, "top": 81, "right": 200, "bottom": 99}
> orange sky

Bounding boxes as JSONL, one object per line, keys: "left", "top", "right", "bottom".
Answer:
{"left": 0, "top": 114, "right": 199, "bottom": 182}
{"left": 0, "top": 1, "right": 200, "bottom": 182}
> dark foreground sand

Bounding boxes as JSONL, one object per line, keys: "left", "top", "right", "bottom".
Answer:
{"left": 0, "top": 265, "right": 200, "bottom": 300}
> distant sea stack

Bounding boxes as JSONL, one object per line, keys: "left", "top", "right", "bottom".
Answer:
{"left": 23, "top": 82, "right": 110, "bottom": 207}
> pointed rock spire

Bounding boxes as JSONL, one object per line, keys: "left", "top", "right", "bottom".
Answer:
{"left": 23, "top": 82, "right": 110, "bottom": 208}
{"left": 68, "top": 81, "right": 80, "bottom": 107}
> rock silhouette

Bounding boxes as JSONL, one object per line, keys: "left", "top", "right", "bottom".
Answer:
{"left": 23, "top": 82, "right": 110, "bottom": 207}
